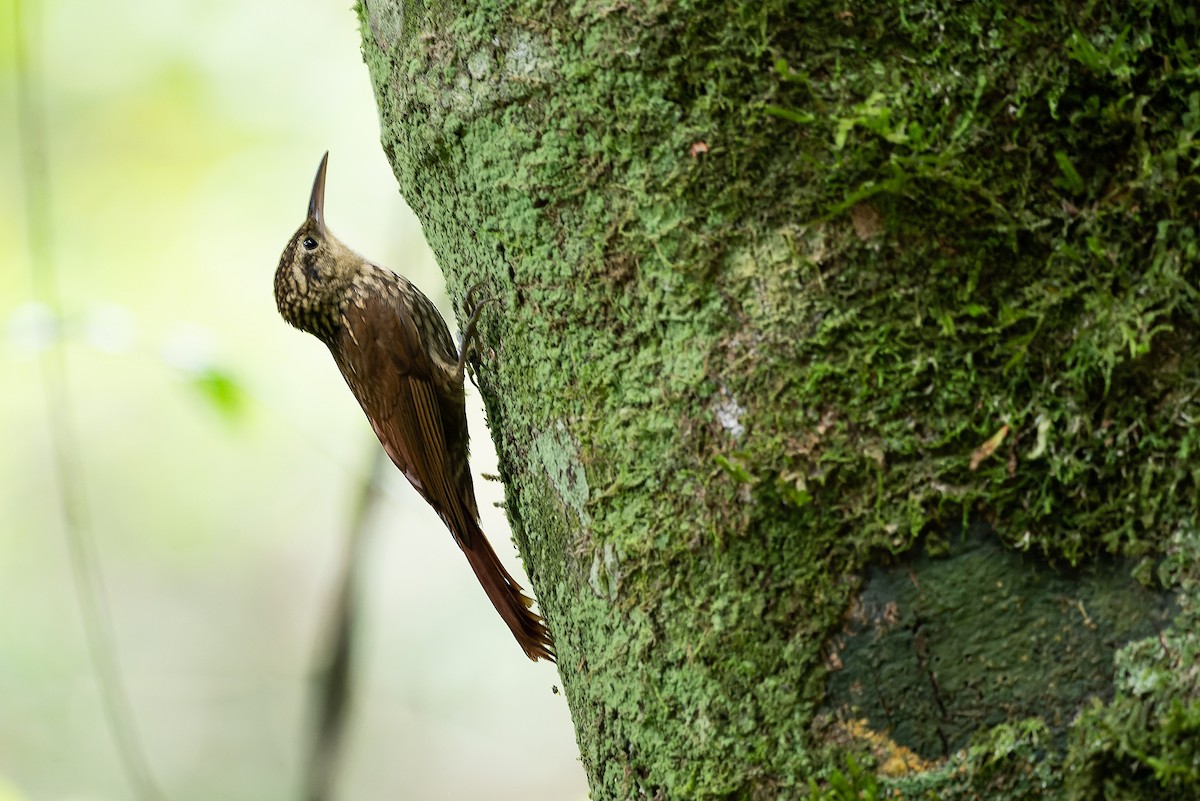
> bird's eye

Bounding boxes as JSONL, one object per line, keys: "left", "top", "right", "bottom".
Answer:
{"left": 303, "top": 237, "right": 318, "bottom": 251}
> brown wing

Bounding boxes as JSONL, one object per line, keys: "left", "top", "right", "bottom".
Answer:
{"left": 330, "top": 290, "right": 555, "bottom": 661}
{"left": 331, "top": 291, "right": 477, "bottom": 547}
{"left": 328, "top": 291, "right": 552, "bottom": 661}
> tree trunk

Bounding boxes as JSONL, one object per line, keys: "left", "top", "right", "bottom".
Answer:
{"left": 355, "top": 2, "right": 1200, "bottom": 799}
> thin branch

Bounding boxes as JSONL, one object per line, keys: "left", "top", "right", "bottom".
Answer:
{"left": 12, "top": 2, "right": 165, "bottom": 799}
{"left": 302, "top": 446, "right": 386, "bottom": 801}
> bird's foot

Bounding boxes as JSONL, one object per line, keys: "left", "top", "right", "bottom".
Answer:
{"left": 456, "top": 285, "right": 497, "bottom": 385}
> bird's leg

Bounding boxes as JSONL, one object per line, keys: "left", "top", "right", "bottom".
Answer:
{"left": 456, "top": 288, "right": 497, "bottom": 385}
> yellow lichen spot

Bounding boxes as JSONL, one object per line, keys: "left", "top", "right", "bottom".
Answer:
{"left": 837, "top": 718, "right": 940, "bottom": 777}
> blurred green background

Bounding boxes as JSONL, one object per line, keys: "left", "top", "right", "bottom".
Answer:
{"left": 0, "top": 0, "right": 585, "bottom": 798}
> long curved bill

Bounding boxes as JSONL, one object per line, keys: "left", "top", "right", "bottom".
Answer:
{"left": 308, "top": 151, "right": 329, "bottom": 233}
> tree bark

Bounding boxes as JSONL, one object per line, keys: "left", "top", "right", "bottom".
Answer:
{"left": 355, "top": 2, "right": 1200, "bottom": 799}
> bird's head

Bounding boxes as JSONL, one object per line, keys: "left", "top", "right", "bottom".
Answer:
{"left": 274, "top": 152, "right": 362, "bottom": 339}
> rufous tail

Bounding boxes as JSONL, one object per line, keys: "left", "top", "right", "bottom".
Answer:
{"left": 459, "top": 518, "right": 555, "bottom": 662}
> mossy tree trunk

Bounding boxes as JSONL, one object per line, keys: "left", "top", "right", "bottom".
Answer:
{"left": 356, "top": 2, "right": 1200, "bottom": 799}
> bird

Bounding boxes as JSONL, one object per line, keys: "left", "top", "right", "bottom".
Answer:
{"left": 274, "top": 152, "right": 554, "bottom": 662}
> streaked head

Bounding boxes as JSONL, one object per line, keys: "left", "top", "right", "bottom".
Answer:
{"left": 274, "top": 152, "right": 360, "bottom": 339}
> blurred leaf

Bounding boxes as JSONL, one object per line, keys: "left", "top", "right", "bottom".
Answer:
{"left": 187, "top": 365, "right": 246, "bottom": 421}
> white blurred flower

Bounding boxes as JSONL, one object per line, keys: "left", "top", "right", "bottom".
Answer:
{"left": 160, "top": 323, "right": 216, "bottom": 374}
{"left": 5, "top": 302, "right": 60, "bottom": 353}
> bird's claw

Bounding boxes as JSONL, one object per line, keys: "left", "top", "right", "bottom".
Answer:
{"left": 456, "top": 284, "right": 498, "bottom": 385}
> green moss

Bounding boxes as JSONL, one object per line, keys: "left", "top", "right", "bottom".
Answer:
{"left": 356, "top": 0, "right": 1200, "bottom": 797}
{"left": 1061, "top": 523, "right": 1200, "bottom": 801}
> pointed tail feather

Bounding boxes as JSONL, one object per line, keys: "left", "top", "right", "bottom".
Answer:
{"left": 458, "top": 519, "right": 555, "bottom": 662}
